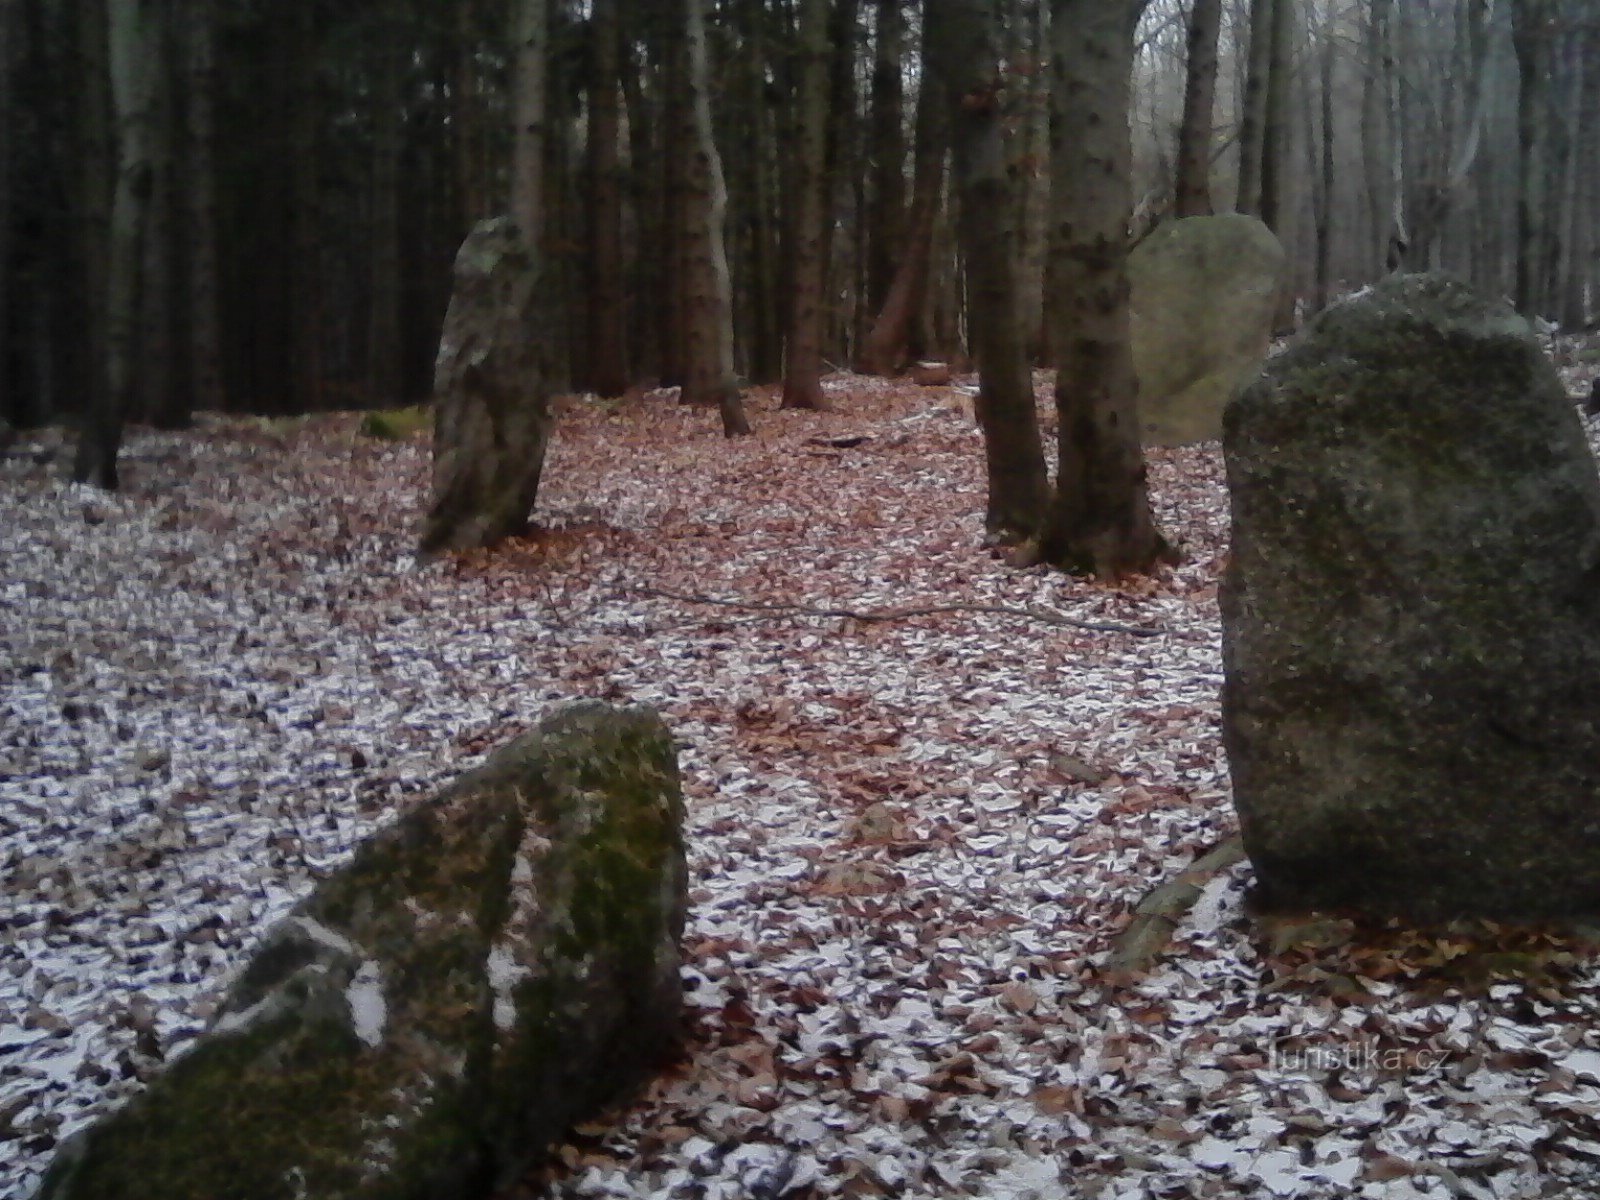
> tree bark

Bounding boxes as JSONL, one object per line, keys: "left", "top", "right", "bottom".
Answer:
{"left": 287, "top": 3, "right": 319, "bottom": 413}
{"left": 1039, "top": 0, "right": 1171, "bottom": 578}
{"left": 1360, "top": 0, "right": 1394, "bottom": 275}
{"left": 509, "top": 0, "right": 547, "bottom": 246}
{"left": 940, "top": 0, "right": 1048, "bottom": 540}
{"left": 73, "top": 0, "right": 156, "bottom": 489}
{"left": 0, "top": 0, "right": 13, "bottom": 424}
{"left": 1256, "top": 0, "right": 1291, "bottom": 235}
{"left": 182, "top": 0, "right": 221, "bottom": 412}
{"left": 781, "top": 0, "right": 832, "bottom": 411}
{"left": 1174, "top": 0, "right": 1221, "bottom": 218}
{"left": 136, "top": 0, "right": 177, "bottom": 427}
{"left": 680, "top": 0, "right": 750, "bottom": 435}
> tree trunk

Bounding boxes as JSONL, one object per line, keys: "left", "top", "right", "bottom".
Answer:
{"left": 74, "top": 0, "right": 112, "bottom": 425}
{"left": 860, "top": 0, "right": 948, "bottom": 375}
{"left": 1039, "top": 0, "right": 1171, "bottom": 579}
{"left": 1361, "top": 0, "right": 1394, "bottom": 275}
{"left": 1174, "top": 0, "right": 1221, "bottom": 218}
{"left": 1015, "top": 0, "right": 1049, "bottom": 360}
{"left": 1236, "top": 0, "right": 1273, "bottom": 217}
{"left": 781, "top": 0, "right": 832, "bottom": 411}
{"left": 586, "top": 0, "right": 628, "bottom": 397}
{"left": 680, "top": 0, "right": 750, "bottom": 435}
{"left": 287, "top": 3, "right": 319, "bottom": 413}
{"left": 865, "top": 0, "right": 904, "bottom": 320}
{"left": 942, "top": 0, "right": 1048, "bottom": 541}
{"left": 73, "top": 0, "right": 156, "bottom": 489}
{"left": 182, "top": 0, "right": 221, "bottom": 412}
{"left": 1313, "top": 18, "right": 1335, "bottom": 312}
{"left": 368, "top": 7, "right": 403, "bottom": 407}
{"left": 1512, "top": 0, "right": 1552, "bottom": 316}
{"left": 509, "top": 0, "right": 547, "bottom": 245}
{"left": 0, "top": 0, "right": 13, "bottom": 424}
{"left": 137, "top": 0, "right": 177, "bottom": 427}
{"left": 657, "top": 12, "right": 688, "bottom": 387}
{"left": 1256, "top": 0, "right": 1291, "bottom": 235}
{"left": 454, "top": 0, "right": 485, "bottom": 228}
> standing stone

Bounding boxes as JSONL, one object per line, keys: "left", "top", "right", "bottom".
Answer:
{"left": 420, "top": 217, "right": 553, "bottom": 555}
{"left": 1222, "top": 274, "right": 1600, "bottom": 920}
{"left": 41, "top": 702, "right": 688, "bottom": 1200}
{"left": 1130, "top": 214, "right": 1285, "bottom": 445}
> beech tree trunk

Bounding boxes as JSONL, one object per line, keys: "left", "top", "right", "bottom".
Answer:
{"left": 781, "top": 0, "right": 832, "bottom": 411}
{"left": 680, "top": 0, "right": 750, "bottom": 435}
{"left": 1257, "top": 0, "right": 1291, "bottom": 236}
{"left": 137, "top": 0, "right": 178, "bottom": 427}
{"left": 1174, "top": 0, "right": 1221, "bottom": 218}
{"left": 73, "top": 0, "right": 156, "bottom": 489}
{"left": 586, "top": 0, "right": 628, "bottom": 397}
{"left": 941, "top": 0, "right": 1048, "bottom": 541}
{"left": 287, "top": 3, "right": 319, "bottom": 413}
{"left": 1512, "top": 0, "right": 1553, "bottom": 316}
{"left": 1039, "top": 0, "right": 1170, "bottom": 578}
{"left": 509, "top": 0, "right": 547, "bottom": 245}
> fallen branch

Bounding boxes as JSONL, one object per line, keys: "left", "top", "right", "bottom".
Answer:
{"left": 623, "top": 586, "right": 1166, "bottom": 638}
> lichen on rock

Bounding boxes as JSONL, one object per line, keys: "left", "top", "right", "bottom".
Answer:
{"left": 40, "top": 701, "right": 687, "bottom": 1200}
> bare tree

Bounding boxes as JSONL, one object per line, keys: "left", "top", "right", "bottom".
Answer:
{"left": 781, "top": 0, "right": 833, "bottom": 411}
{"left": 680, "top": 0, "right": 751, "bottom": 435}
{"left": 586, "top": 0, "right": 628, "bottom": 397}
{"left": 509, "top": 0, "right": 547, "bottom": 244}
{"left": 1041, "top": 0, "right": 1171, "bottom": 578}
{"left": 1174, "top": 0, "right": 1222, "bottom": 217}
{"left": 182, "top": 0, "right": 222, "bottom": 412}
{"left": 73, "top": 0, "right": 157, "bottom": 489}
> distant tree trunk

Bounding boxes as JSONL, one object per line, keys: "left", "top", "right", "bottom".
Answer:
{"left": 0, "top": 0, "right": 12, "bottom": 423}
{"left": 368, "top": 8, "right": 404, "bottom": 407}
{"left": 74, "top": 0, "right": 112, "bottom": 425}
{"left": 865, "top": 0, "right": 904, "bottom": 321}
{"left": 1014, "top": 0, "right": 1049, "bottom": 359}
{"left": 739, "top": 0, "right": 782, "bottom": 384}
{"left": 942, "top": 0, "right": 1048, "bottom": 541}
{"left": 860, "top": 0, "right": 948, "bottom": 375}
{"left": 586, "top": 0, "right": 628, "bottom": 397}
{"left": 1360, "top": 0, "right": 1394, "bottom": 275}
{"left": 1236, "top": 0, "right": 1273, "bottom": 216}
{"left": 1256, "top": 0, "right": 1291, "bottom": 235}
{"left": 781, "top": 0, "right": 832, "bottom": 411}
{"left": 509, "top": 0, "right": 547, "bottom": 245}
{"left": 1560, "top": 26, "right": 1598, "bottom": 329}
{"left": 1313, "top": 20, "right": 1335, "bottom": 311}
{"left": 1039, "top": 0, "right": 1170, "bottom": 578}
{"left": 658, "top": 14, "right": 688, "bottom": 387}
{"left": 73, "top": 0, "right": 156, "bottom": 489}
{"left": 1174, "top": 0, "right": 1221, "bottom": 218}
{"left": 454, "top": 0, "right": 485, "bottom": 228}
{"left": 680, "top": 0, "right": 750, "bottom": 435}
{"left": 182, "top": 0, "right": 221, "bottom": 412}
{"left": 287, "top": 3, "right": 319, "bottom": 413}
{"left": 137, "top": 0, "right": 178, "bottom": 427}
{"left": 1512, "top": 0, "right": 1552, "bottom": 316}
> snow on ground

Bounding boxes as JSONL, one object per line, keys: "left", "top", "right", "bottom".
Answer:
{"left": 4, "top": 369, "right": 1600, "bottom": 1199}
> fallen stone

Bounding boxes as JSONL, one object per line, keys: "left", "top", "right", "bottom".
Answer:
{"left": 1222, "top": 273, "right": 1600, "bottom": 920}
{"left": 1130, "top": 214, "right": 1285, "bottom": 445}
{"left": 41, "top": 701, "right": 687, "bottom": 1200}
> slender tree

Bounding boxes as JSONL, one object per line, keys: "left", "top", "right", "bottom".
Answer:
{"left": 940, "top": 0, "right": 1048, "bottom": 540}
{"left": 1174, "top": 0, "right": 1222, "bottom": 218}
{"left": 680, "top": 0, "right": 751, "bottom": 435}
{"left": 0, "top": 0, "right": 13, "bottom": 422}
{"left": 509, "top": 0, "right": 547, "bottom": 245}
{"left": 781, "top": 0, "right": 833, "bottom": 410}
{"left": 1040, "top": 0, "right": 1171, "bottom": 578}
{"left": 368, "top": 5, "right": 404, "bottom": 407}
{"left": 182, "top": 0, "right": 221, "bottom": 412}
{"left": 1236, "top": 0, "right": 1273, "bottom": 216}
{"left": 586, "top": 0, "right": 628, "bottom": 397}
{"left": 1512, "top": 0, "right": 1554, "bottom": 316}
{"left": 73, "top": 0, "right": 156, "bottom": 489}
{"left": 865, "top": 0, "right": 904, "bottom": 322}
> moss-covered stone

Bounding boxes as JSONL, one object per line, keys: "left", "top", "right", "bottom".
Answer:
{"left": 41, "top": 702, "right": 686, "bottom": 1200}
{"left": 1130, "top": 214, "right": 1286, "bottom": 446}
{"left": 358, "top": 406, "right": 432, "bottom": 441}
{"left": 1221, "top": 273, "right": 1600, "bottom": 921}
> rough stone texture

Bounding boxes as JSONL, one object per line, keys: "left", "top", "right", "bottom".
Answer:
{"left": 420, "top": 217, "right": 554, "bottom": 555}
{"left": 1130, "top": 214, "right": 1285, "bottom": 446}
{"left": 1221, "top": 273, "right": 1600, "bottom": 921}
{"left": 41, "top": 702, "right": 687, "bottom": 1200}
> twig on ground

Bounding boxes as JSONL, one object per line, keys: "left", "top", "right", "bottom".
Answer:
{"left": 622, "top": 586, "right": 1167, "bottom": 638}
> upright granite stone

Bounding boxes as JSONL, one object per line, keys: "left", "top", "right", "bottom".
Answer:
{"left": 420, "top": 217, "right": 554, "bottom": 555}
{"left": 41, "top": 702, "right": 688, "bottom": 1200}
{"left": 1130, "top": 214, "right": 1285, "bottom": 445}
{"left": 1222, "top": 273, "right": 1600, "bottom": 920}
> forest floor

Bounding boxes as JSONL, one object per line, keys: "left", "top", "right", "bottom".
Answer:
{"left": 5, "top": 349, "right": 1600, "bottom": 1200}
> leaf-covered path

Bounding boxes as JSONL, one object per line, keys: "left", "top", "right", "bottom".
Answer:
{"left": 4, "top": 373, "right": 1600, "bottom": 1199}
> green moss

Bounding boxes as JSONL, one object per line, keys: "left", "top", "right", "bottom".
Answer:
{"left": 359, "top": 406, "right": 433, "bottom": 441}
